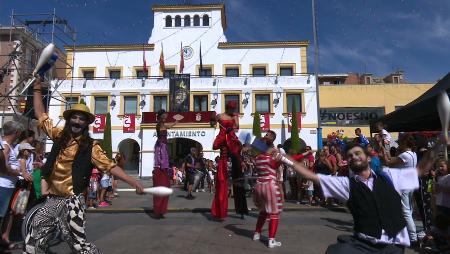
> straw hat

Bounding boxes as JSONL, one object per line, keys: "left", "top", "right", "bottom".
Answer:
{"left": 63, "top": 103, "right": 95, "bottom": 124}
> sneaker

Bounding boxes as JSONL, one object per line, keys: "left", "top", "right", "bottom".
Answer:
{"left": 201, "top": 189, "right": 206, "bottom": 192}
{"left": 417, "top": 231, "right": 426, "bottom": 240}
{"left": 98, "top": 201, "right": 109, "bottom": 207}
{"left": 268, "top": 238, "right": 281, "bottom": 248}
{"left": 195, "top": 189, "right": 199, "bottom": 193}
{"left": 87, "top": 206, "right": 96, "bottom": 210}
{"left": 252, "top": 232, "right": 260, "bottom": 241}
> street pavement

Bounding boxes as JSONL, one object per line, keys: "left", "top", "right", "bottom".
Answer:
{"left": 6, "top": 178, "right": 420, "bottom": 254}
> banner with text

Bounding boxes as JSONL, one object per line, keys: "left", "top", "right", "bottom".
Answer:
{"left": 142, "top": 111, "right": 216, "bottom": 124}
{"left": 169, "top": 74, "right": 190, "bottom": 112}
{"left": 261, "top": 113, "right": 271, "bottom": 131}
{"left": 123, "top": 114, "right": 136, "bottom": 133}
{"left": 93, "top": 114, "right": 106, "bottom": 133}
{"left": 320, "top": 107, "right": 385, "bottom": 126}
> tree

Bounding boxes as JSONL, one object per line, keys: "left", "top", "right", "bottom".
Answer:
{"left": 290, "top": 99, "right": 301, "bottom": 153}
{"left": 252, "top": 112, "right": 262, "bottom": 139}
{"left": 101, "top": 112, "right": 113, "bottom": 159}
{"left": 79, "top": 98, "right": 86, "bottom": 105}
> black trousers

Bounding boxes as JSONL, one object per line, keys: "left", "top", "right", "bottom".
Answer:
{"left": 325, "top": 235, "right": 405, "bottom": 254}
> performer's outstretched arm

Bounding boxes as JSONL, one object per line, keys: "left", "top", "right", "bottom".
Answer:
{"left": 110, "top": 166, "right": 144, "bottom": 194}
{"left": 275, "top": 153, "right": 319, "bottom": 184}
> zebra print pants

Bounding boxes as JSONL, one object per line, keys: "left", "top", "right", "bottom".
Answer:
{"left": 24, "top": 195, "right": 102, "bottom": 254}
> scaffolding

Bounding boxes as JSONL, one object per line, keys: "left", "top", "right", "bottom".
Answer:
{"left": 0, "top": 8, "right": 76, "bottom": 130}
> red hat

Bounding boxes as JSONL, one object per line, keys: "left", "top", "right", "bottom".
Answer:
{"left": 226, "top": 100, "right": 237, "bottom": 110}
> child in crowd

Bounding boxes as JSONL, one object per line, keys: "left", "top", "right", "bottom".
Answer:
{"left": 99, "top": 172, "right": 111, "bottom": 207}
{"left": 87, "top": 168, "right": 100, "bottom": 209}
{"left": 303, "top": 179, "right": 314, "bottom": 206}
{"left": 435, "top": 159, "right": 450, "bottom": 216}
{"left": 375, "top": 122, "right": 392, "bottom": 150}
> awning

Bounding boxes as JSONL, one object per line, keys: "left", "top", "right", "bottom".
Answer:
{"left": 374, "top": 72, "right": 450, "bottom": 132}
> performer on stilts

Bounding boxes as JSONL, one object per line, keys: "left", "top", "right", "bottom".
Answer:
{"left": 211, "top": 101, "right": 246, "bottom": 219}
{"left": 153, "top": 109, "right": 178, "bottom": 219}
{"left": 25, "top": 79, "right": 144, "bottom": 254}
{"left": 252, "top": 130, "right": 284, "bottom": 248}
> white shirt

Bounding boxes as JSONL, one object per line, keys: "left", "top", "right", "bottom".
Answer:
{"left": 436, "top": 174, "right": 450, "bottom": 208}
{"left": 0, "top": 141, "right": 19, "bottom": 188}
{"left": 397, "top": 150, "right": 417, "bottom": 168}
{"left": 318, "top": 172, "right": 410, "bottom": 246}
{"left": 381, "top": 129, "right": 392, "bottom": 143}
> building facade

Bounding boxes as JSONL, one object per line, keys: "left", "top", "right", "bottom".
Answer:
{"left": 48, "top": 4, "right": 317, "bottom": 176}
{"left": 318, "top": 73, "right": 433, "bottom": 139}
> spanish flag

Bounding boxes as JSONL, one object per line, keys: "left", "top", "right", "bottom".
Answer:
{"left": 159, "top": 44, "right": 165, "bottom": 74}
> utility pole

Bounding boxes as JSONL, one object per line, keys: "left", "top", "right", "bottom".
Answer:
{"left": 312, "top": 0, "right": 322, "bottom": 149}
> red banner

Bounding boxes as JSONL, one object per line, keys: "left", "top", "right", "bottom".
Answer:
{"left": 123, "top": 114, "right": 135, "bottom": 133}
{"left": 261, "top": 113, "right": 270, "bottom": 131}
{"left": 287, "top": 113, "right": 302, "bottom": 132}
{"left": 142, "top": 111, "right": 216, "bottom": 124}
{"left": 93, "top": 114, "right": 106, "bottom": 133}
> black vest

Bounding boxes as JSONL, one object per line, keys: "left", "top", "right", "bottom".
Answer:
{"left": 347, "top": 174, "right": 406, "bottom": 239}
{"left": 42, "top": 138, "right": 94, "bottom": 195}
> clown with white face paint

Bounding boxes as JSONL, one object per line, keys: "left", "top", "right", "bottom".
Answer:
{"left": 24, "top": 79, "right": 145, "bottom": 254}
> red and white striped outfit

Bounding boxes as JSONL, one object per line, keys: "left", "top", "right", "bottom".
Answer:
{"left": 253, "top": 153, "right": 283, "bottom": 214}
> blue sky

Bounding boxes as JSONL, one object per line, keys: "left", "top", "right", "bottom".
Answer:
{"left": 1, "top": 0, "right": 449, "bottom": 83}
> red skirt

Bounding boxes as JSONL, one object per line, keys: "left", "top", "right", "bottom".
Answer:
{"left": 152, "top": 168, "right": 170, "bottom": 215}
{"left": 211, "top": 156, "right": 228, "bottom": 219}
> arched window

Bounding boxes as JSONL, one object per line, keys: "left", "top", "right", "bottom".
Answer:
{"left": 193, "top": 15, "right": 200, "bottom": 26}
{"left": 165, "top": 15, "right": 172, "bottom": 27}
{"left": 175, "top": 15, "right": 181, "bottom": 27}
{"left": 184, "top": 15, "right": 191, "bottom": 26}
{"left": 202, "top": 14, "right": 209, "bottom": 26}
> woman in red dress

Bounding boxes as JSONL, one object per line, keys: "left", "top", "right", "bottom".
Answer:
{"left": 210, "top": 101, "right": 244, "bottom": 219}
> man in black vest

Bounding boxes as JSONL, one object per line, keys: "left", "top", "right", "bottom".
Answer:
{"left": 24, "top": 79, "right": 144, "bottom": 254}
{"left": 275, "top": 144, "right": 409, "bottom": 254}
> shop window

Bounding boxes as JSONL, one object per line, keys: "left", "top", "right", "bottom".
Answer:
{"left": 193, "top": 95, "right": 208, "bottom": 111}
{"left": 124, "top": 96, "right": 138, "bottom": 115}
{"left": 94, "top": 97, "right": 108, "bottom": 114}
{"left": 255, "top": 94, "right": 270, "bottom": 113}
{"left": 287, "top": 94, "right": 302, "bottom": 113}
{"left": 154, "top": 95, "right": 167, "bottom": 112}
{"left": 225, "top": 68, "right": 239, "bottom": 77}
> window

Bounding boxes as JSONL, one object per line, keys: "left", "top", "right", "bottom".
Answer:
{"left": 83, "top": 70, "right": 94, "bottom": 80}
{"left": 203, "top": 14, "right": 210, "bottom": 26}
{"left": 286, "top": 94, "right": 302, "bottom": 113}
{"left": 175, "top": 15, "right": 181, "bottom": 27}
{"left": 109, "top": 70, "right": 121, "bottom": 79}
{"left": 255, "top": 94, "right": 270, "bottom": 113}
{"left": 193, "top": 95, "right": 208, "bottom": 111}
{"left": 193, "top": 15, "right": 200, "bottom": 26}
{"left": 124, "top": 96, "right": 138, "bottom": 115}
{"left": 224, "top": 95, "right": 240, "bottom": 114}
{"left": 65, "top": 97, "right": 79, "bottom": 110}
{"left": 94, "top": 96, "right": 108, "bottom": 114}
{"left": 153, "top": 95, "right": 167, "bottom": 112}
{"left": 163, "top": 69, "right": 175, "bottom": 78}
{"left": 136, "top": 69, "right": 148, "bottom": 79}
{"left": 225, "top": 68, "right": 239, "bottom": 77}
{"left": 165, "top": 16, "right": 172, "bottom": 27}
{"left": 280, "top": 67, "right": 293, "bottom": 76}
{"left": 393, "top": 76, "right": 399, "bottom": 83}
{"left": 199, "top": 67, "right": 212, "bottom": 77}
{"left": 184, "top": 15, "right": 191, "bottom": 26}
{"left": 365, "top": 77, "right": 371, "bottom": 84}
{"left": 252, "top": 67, "right": 266, "bottom": 77}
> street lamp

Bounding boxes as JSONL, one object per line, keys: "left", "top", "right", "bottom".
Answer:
{"left": 312, "top": 0, "right": 322, "bottom": 149}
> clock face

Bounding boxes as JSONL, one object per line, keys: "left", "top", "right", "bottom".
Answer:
{"left": 183, "top": 46, "right": 194, "bottom": 60}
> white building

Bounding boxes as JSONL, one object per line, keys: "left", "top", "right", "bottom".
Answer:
{"left": 48, "top": 3, "right": 318, "bottom": 176}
